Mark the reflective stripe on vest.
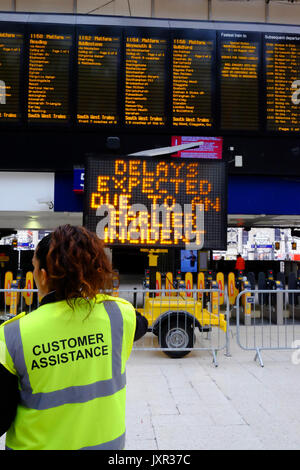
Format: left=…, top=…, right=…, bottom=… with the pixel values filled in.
left=4, top=300, right=125, bottom=411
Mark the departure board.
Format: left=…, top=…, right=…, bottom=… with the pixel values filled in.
left=84, top=156, right=227, bottom=250
left=219, top=31, right=260, bottom=131
left=265, top=34, right=300, bottom=132
left=0, top=16, right=299, bottom=138
left=125, top=34, right=167, bottom=126
left=28, top=32, right=72, bottom=122
left=0, top=32, right=23, bottom=121
left=77, top=32, right=120, bottom=125
left=172, top=32, right=214, bottom=128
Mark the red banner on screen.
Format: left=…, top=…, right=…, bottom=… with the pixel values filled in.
left=171, top=136, right=223, bottom=159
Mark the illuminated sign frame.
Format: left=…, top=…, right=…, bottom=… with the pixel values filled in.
left=83, top=155, right=227, bottom=250
left=263, top=33, right=300, bottom=134
left=218, top=30, right=262, bottom=133
left=25, top=22, right=75, bottom=127
left=76, top=24, right=122, bottom=127
left=0, top=21, right=25, bottom=125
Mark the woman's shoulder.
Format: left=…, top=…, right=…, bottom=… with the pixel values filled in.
left=96, top=294, right=135, bottom=311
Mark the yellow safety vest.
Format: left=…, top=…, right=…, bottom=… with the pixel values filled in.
left=0, top=294, right=136, bottom=450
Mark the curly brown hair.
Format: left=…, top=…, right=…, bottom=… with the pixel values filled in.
left=35, top=225, right=113, bottom=308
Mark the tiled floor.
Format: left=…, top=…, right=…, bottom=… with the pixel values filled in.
left=1, top=329, right=300, bottom=450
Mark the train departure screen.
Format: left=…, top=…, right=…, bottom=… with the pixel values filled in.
left=172, top=34, right=214, bottom=128
left=28, top=32, right=72, bottom=122
left=220, top=31, right=260, bottom=131
left=265, top=34, right=300, bottom=132
left=0, top=32, right=23, bottom=121
left=125, top=35, right=167, bottom=126
left=77, top=33, right=120, bottom=125
left=84, top=156, right=227, bottom=250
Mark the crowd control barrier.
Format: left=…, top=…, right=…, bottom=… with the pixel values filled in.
left=0, top=286, right=230, bottom=367
left=0, top=288, right=39, bottom=322
left=3, top=285, right=299, bottom=369
left=235, top=288, right=300, bottom=367
left=118, top=287, right=230, bottom=366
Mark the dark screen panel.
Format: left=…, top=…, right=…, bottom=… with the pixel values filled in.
left=219, top=31, right=260, bottom=131
left=172, top=30, right=215, bottom=129
left=27, top=30, right=72, bottom=123
left=265, top=33, right=300, bottom=133
left=84, top=156, right=227, bottom=250
left=77, top=27, right=121, bottom=125
left=125, top=29, right=168, bottom=127
left=0, top=31, right=23, bottom=122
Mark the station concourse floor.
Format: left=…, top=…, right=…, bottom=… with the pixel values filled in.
left=1, top=275, right=300, bottom=450
left=1, top=342, right=300, bottom=451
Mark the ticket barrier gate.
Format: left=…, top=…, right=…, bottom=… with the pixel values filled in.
left=259, top=271, right=287, bottom=325
left=112, top=269, right=120, bottom=297
left=143, top=269, right=150, bottom=289
left=227, top=271, right=254, bottom=324
left=196, top=271, right=221, bottom=315
left=143, top=269, right=221, bottom=317
left=204, top=271, right=215, bottom=308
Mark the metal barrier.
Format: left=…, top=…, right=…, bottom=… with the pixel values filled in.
left=0, top=286, right=230, bottom=367
left=2, top=285, right=300, bottom=369
left=118, top=288, right=230, bottom=367
left=0, top=288, right=39, bottom=323
left=236, top=288, right=300, bottom=367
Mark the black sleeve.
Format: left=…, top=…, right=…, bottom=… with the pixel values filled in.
left=134, top=311, right=148, bottom=342
left=0, top=364, right=19, bottom=437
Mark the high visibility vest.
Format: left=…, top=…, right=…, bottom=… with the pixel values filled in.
left=0, top=294, right=136, bottom=450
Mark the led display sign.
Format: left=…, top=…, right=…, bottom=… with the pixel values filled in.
left=0, top=18, right=298, bottom=136
left=77, top=29, right=121, bottom=125
left=125, top=32, right=167, bottom=127
left=0, top=31, right=23, bottom=121
left=219, top=31, right=260, bottom=131
left=265, top=34, right=300, bottom=132
left=84, top=156, right=227, bottom=250
left=172, top=30, right=215, bottom=129
left=28, top=31, right=72, bottom=123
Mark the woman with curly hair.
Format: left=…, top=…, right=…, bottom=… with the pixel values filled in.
left=0, top=225, right=147, bottom=450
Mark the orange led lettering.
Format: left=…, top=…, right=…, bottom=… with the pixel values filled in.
left=129, top=160, right=141, bottom=176
left=186, top=179, right=198, bottom=194
left=142, top=161, right=154, bottom=178
left=97, top=175, right=110, bottom=192
left=156, top=162, right=169, bottom=177
left=164, top=196, right=176, bottom=209
left=170, top=162, right=185, bottom=177
left=90, top=193, right=111, bottom=208
left=112, top=176, right=127, bottom=192
left=205, top=197, right=220, bottom=212
left=186, top=163, right=198, bottom=178
left=156, top=178, right=168, bottom=194
left=148, top=195, right=162, bottom=206
left=170, top=178, right=184, bottom=193
left=115, top=160, right=127, bottom=175
left=142, top=178, right=155, bottom=193
left=91, top=193, right=101, bottom=208
left=161, top=229, right=172, bottom=243
left=199, top=180, right=212, bottom=195
left=128, top=177, right=140, bottom=191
